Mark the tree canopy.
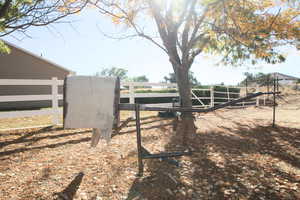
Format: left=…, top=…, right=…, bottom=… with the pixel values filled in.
left=89, top=0, right=300, bottom=134
left=0, top=0, right=87, bottom=53
left=90, top=0, right=300, bottom=67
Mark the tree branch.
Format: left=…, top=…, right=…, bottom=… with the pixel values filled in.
left=0, top=0, right=12, bottom=18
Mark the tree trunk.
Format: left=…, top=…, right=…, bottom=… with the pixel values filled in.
left=174, top=64, right=197, bottom=145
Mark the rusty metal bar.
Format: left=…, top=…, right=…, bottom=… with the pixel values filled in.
left=141, top=146, right=183, bottom=167
left=119, top=92, right=280, bottom=113
left=135, top=104, right=144, bottom=176
left=273, top=79, right=276, bottom=128
left=134, top=103, right=193, bottom=176
left=246, top=78, right=248, bottom=95
left=142, top=151, right=191, bottom=159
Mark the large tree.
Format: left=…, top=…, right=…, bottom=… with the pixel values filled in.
left=89, top=0, right=300, bottom=136
left=0, top=0, right=87, bottom=53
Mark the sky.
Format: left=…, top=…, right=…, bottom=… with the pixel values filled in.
left=3, top=9, right=300, bottom=85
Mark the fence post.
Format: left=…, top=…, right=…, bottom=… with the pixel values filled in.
left=256, top=85, right=260, bottom=106
left=210, top=86, right=214, bottom=107
left=51, top=77, right=59, bottom=125
left=129, top=83, right=135, bottom=118
left=227, top=87, right=230, bottom=102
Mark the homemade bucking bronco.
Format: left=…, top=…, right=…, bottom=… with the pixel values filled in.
left=63, top=76, right=280, bottom=176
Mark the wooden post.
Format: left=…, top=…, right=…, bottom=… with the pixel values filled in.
left=267, top=76, right=270, bottom=100
left=129, top=83, right=135, bottom=118
left=210, top=86, right=214, bottom=107
left=272, top=78, right=276, bottom=128
left=227, top=87, right=230, bottom=102
left=135, top=104, right=143, bottom=176
left=245, top=78, right=248, bottom=96
left=256, top=85, right=260, bottom=106
left=276, top=77, right=279, bottom=92
left=51, top=77, right=59, bottom=125
left=113, top=77, right=120, bottom=131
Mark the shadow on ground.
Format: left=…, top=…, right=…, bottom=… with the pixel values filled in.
left=0, top=127, right=91, bottom=158
left=126, top=120, right=300, bottom=200
left=54, top=172, right=85, bottom=200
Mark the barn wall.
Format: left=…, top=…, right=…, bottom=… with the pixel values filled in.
left=0, top=44, right=71, bottom=110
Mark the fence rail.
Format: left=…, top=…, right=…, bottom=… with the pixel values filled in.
left=0, top=78, right=261, bottom=126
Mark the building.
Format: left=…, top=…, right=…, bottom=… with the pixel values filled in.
left=270, top=72, right=300, bottom=85
left=0, top=41, right=74, bottom=110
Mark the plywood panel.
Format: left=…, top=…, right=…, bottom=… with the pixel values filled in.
left=64, top=76, right=117, bottom=131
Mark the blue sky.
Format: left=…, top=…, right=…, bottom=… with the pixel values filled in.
left=4, top=9, right=300, bottom=85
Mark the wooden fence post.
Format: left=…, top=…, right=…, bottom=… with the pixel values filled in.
left=51, top=77, right=59, bottom=125
left=129, top=83, right=135, bottom=118
left=227, top=87, right=230, bottom=102
left=267, top=76, right=270, bottom=100
left=272, top=78, right=276, bottom=127
left=210, top=86, right=214, bottom=107
left=256, top=85, right=260, bottom=106
left=246, top=78, right=248, bottom=95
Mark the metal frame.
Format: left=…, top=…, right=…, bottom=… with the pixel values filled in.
left=118, top=91, right=280, bottom=176
left=62, top=77, right=280, bottom=176
left=134, top=104, right=191, bottom=176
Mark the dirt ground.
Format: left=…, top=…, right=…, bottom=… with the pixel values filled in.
left=0, top=94, right=299, bottom=200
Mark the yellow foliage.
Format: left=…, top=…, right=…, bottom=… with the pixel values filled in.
left=81, top=0, right=300, bottom=61
left=112, top=16, right=121, bottom=24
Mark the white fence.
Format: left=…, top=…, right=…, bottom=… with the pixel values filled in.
left=0, top=78, right=179, bottom=125
left=0, top=78, right=63, bottom=124
left=121, top=81, right=178, bottom=106
left=0, top=78, right=260, bottom=126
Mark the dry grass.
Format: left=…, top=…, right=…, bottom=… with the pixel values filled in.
left=0, top=110, right=157, bottom=130
left=0, top=94, right=299, bottom=199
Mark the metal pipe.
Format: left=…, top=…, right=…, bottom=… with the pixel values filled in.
left=276, top=76, right=279, bottom=92
left=272, top=79, right=276, bottom=128
left=119, top=92, right=280, bottom=113
left=246, top=78, right=248, bottom=95
left=135, top=104, right=143, bottom=176
left=142, top=151, right=191, bottom=159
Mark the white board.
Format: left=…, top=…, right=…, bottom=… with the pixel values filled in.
left=64, top=76, right=117, bottom=142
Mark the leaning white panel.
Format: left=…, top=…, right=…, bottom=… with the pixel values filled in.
left=64, top=76, right=117, bottom=145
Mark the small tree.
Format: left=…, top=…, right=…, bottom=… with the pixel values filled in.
left=163, top=73, right=177, bottom=84
left=164, top=71, right=200, bottom=87
left=126, top=75, right=150, bottom=88
left=130, top=75, right=149, bottom=82
left=97, top=67, right=128, bottom=80
left=240, top=72, right=273, bottom=86
left=0, top=0, right=87, bottom=53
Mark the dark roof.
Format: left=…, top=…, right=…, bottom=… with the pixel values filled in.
left=269, top=72, right=299, bottom=80
left=3, top=40, right=75, bottom=74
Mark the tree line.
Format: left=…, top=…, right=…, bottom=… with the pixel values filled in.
left=240, top=72, right=300, bottom=86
